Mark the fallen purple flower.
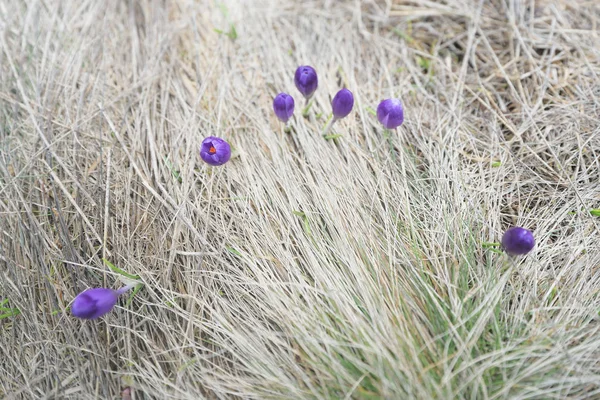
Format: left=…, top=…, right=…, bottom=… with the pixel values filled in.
left=71, top=286, right=133, bottom=319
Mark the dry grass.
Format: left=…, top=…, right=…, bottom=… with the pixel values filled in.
left=2, top=0, right=600, bottom=398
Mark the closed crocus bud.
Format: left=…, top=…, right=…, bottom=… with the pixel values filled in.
left=200, top=136, right=231, bottom=166
left=273, top=93, right=295, bottom=123
left=501, top=227, right=535, bottom=255
left=331, top=88, right=354, bottom=120
left=294, top=65, right=318, bottom=100
left=377, top=98, right=404, bottom=130
left=71, top=287, right=122, bottom=319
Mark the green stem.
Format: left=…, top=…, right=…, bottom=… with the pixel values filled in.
left=321, top=114, right=335, bottom=136
left=302, top=99, right=314, bottom=117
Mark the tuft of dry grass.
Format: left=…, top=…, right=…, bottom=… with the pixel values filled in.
left=1, top=0, right=600, bottom=398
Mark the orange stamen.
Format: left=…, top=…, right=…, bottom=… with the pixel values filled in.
left=209, top=146, right=216, bottom=154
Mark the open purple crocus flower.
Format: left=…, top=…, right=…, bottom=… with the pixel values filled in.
left=377, top=98, right=404, bottom=130
left=501, top=227, right=535, bottom=255
left=331, top=88, right=354, bottom=121
left=71, top=286, right=133, bottom=319
left=273, top=93, right=295, bottom=123
left=200, top=136, right=231, bottom=166
left=294, top=65, right=318, bottom=100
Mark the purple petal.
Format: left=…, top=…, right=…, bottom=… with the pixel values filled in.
left=273, top=93, right=295, bottom=123
left=377, top=98, right=404, bottom=130
left=501, top=227, right=535, bottom=255
left=200, top=136, right=231, bottom=166
left=332, top=88, right=354, bottom=120
left=72, top=288, right=119, bottom=319
left=294, top=65, right=318, bottom=99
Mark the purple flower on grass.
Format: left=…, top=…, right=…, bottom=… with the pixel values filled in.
left=377, top=98, right=404, bottom=130
left=332, top=88, right=354, bottom=120
left=200, top=136, right=231, bottom=166
left=273, top=93, right=295, bottom=123
left=71, top=286, right=132, bottom=319
left=294, top=65, right=318, bottom=100
left=502, top=227, right=535, bottom=256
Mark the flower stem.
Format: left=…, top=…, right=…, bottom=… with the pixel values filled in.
left=321, top=114, right=336, bottom=136
left=116, top=285, right=135, bottom=296
left=302, top=99, right=314, bottom=117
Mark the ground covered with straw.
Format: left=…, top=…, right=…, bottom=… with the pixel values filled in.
left=2, top=1, right=600, bottom=399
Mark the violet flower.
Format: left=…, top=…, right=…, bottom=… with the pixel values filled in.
left=377, top=98, right=404, bottom=130
left=273, top=93, right=295, bottom=123
left=294, top=65, right=318, bottom=100
left=501, top=227, right=535, bottom=256
left=331, top=88, right=354, bottom=121
left=71, top=286, right=133, bottom=319
left=200, top=136, right=231, bottom=166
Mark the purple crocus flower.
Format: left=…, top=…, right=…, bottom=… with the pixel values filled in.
left=294, top=65, right=318, bottom=100
left=273, top=93, right=295, bottom=123
left=377, top=98, right=404, bottom=130
left=501, top=227, right=535, bottom=256
left=200, top=136, right=231, bottom=166
left=331, top=88, right=354, bottom=121
left=71, top=286, right=132, bottom=319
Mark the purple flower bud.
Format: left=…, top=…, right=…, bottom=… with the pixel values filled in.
left=71, top=288, right=119, bottom=319
left=377, top=98, right=404, bottom=130
left=294, top=65, right=318, bottom=99
left=200, top=136, right=231, bottom=166
left=273, top=93, right=295, bottom=123
left=331, top=88, right=354, bottom=120
left=501, top=227, right=535, bottom=256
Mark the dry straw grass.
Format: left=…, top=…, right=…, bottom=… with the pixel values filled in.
left=1, top=0, right=600, bottom=398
